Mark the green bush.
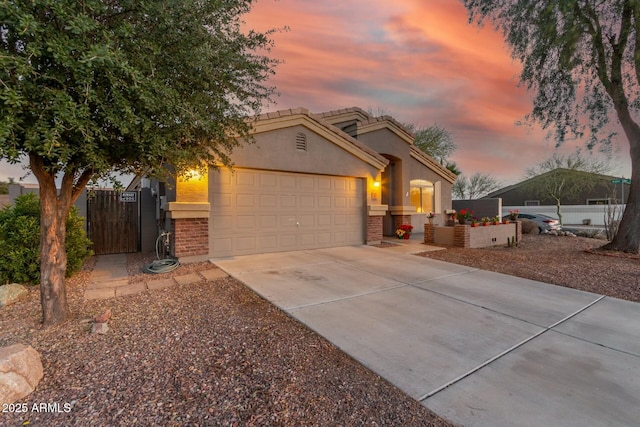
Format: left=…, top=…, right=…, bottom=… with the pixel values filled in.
left=520, top=219, right=539, bottom=234
left=0, top=193, right=93, bottom=285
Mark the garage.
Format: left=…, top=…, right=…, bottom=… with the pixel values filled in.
left=209, top=168, right=365, bottom=257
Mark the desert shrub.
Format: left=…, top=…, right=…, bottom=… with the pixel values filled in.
left=520, top=219, right=539, bottom=234
left=0, top=193, right=93, bottom=285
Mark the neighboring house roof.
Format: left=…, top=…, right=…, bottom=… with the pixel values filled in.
left=487, top=169, right=621, bottom=198
left=250, top=107, right=389, bottom=170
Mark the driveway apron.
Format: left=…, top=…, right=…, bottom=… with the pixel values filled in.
left=213, top=245, right=640, bottom=427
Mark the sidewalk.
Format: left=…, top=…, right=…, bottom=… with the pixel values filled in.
left=83, top=254, right=228, bottom=300
left=381, top=233, right=444, bottom=254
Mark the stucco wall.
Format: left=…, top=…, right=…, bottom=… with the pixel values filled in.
left=230, top=125, right=382, bottom=179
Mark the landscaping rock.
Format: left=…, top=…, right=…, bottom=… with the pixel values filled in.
left=0, top=344, right=44, bottom=405
left=91, top=322, right=109, bottom=335
left=94, top=308, right=112, bottom=323
left=0, top=284, right=28, bottom=308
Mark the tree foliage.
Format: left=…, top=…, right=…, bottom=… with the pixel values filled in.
left=523, top=151, right=610, bottom=224
left=452, top=172, right=500, bottom=199
left=0, top=0, right=278, bottom=324
left=410, top=125, right=457, bottom=164
left=463, top=0, right=640, bottom=252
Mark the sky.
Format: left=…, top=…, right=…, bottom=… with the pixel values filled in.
left=241, top=0, right=630, bottom=185
left=0, top=0, right=630, bottom=186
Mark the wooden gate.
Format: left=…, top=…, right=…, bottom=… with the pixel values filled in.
left=87, top=190, right=139, bottom=255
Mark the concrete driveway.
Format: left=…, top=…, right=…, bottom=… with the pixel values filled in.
left=213, top=245, right=640, bottom=427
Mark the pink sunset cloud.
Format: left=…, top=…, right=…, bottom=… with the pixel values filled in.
left=243, top=0, right=628, bottom=184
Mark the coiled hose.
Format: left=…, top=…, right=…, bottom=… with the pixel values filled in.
left=143, top=232, right=180, bottom=274
left=143, top=258, right=180, bottom=274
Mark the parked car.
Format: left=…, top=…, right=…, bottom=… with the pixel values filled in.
left=504, top=213, right=561, bottom=233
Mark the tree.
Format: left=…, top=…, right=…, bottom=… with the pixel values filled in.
left=411, top=125, right=457, bottom=165
left=0, top=0, right=277, bottom=325
left=0, top=178, right=14, bottom=195
left=452, top=172, right=500, bottom=199
left=523, top=151, right=610, bottom=224
left=463, top=1, right=640, bottom=253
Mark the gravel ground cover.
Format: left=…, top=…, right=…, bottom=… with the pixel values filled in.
left=418, top=233, right=640, bottom=303
left=0, top=253, right=452, bottom=426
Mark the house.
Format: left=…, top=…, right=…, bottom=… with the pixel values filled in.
left=161, top=107, right=456, bottom=261
left=487, top=169, right=631, bottom=206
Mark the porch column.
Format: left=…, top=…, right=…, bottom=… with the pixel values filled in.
left=168, top=169, right=210, bottom=261
left=390, top=206, right=417, bottom=233
left=367, top=205, right=388, bottom=244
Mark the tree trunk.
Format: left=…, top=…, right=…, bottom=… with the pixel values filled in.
left=38, top=180, right=71, bottom=326
left=555, top=198, right=563, bottom=225
left=28, top=155, right=95, bottom=326
left=603, top=110, right=640, bottom=253
left=603, top=159, right=640, bottom=253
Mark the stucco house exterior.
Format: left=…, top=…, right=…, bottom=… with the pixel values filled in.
left=166, top=107, right=456, bottom=261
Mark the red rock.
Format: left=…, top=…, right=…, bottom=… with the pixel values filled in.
left=94, top=308, right=112, bottom=323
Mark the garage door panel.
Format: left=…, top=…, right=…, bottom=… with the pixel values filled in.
left=259, top=194, right=277, bottom=208
left=257, top=235, right=278, bottom=249
left=350, top=196, right=364, bottom=208
left=298, top=214, right=314, bottom=226
left=237, top=194, right=256, bottom=208
left=280, top=194, right=296, bottom=208
left=299, top=233, right=316, bottom=246
left=318, top=214, right=332, bottom=226
left=236, top=215, right=256, bottom=228
left=299, top=176, right=314, bottom=189
left=279, top=234, right=297, bottom=248
left=280, top=175, right=296, bottom=188
left=318, top=196, right=331, bottom=209
left=210, top=169, right=364, bottom=257
left=236, top=236, right=257, bottom=251
left=212, top=193, right=232, bottom=207
left=318, top=177, right=332, bottom=190
left=259, top=173, right=277, bottom=187
left=211, top=237, right=233, bottom=253
left=237, top=171, right=256, bottom=186
left=333, top=178, right=348, bottom=191
left=279, top=215, right=297, bottom=227
left=212, top=215, right=233, bottom=230
left=317, top=232, right=332, bottom=245
left=334, top=197, right=347, bottom=208
left=334, top=214, right=347, bottom=225
left=260, top=215, right=278, bottom=228
left=300, top=195, right=314, bottom=208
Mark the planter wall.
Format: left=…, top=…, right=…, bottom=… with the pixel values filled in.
left=425, top=222, right=522, bottom=248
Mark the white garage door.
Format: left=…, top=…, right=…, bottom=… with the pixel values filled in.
left=210, top=169, right=365, bottom=257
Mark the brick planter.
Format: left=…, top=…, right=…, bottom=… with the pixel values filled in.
left=424, top=222, right=520, bottom=248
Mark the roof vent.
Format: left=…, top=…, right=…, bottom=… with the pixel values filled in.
left=296, top=133, right=307, bottom=151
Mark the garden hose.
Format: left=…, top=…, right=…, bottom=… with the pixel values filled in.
left=143, top=258, right=180, bottom=274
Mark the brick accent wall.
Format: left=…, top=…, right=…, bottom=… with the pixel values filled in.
left=516, top=220, right=523, bottom=243
left=367, top=215, right=383, bottom=244
left=392, top=215, right=413, bottom=232
left=424, top=223, right=434, bottom=244
left=171, top=218, right=209, bottom=257
left=453, top=224, right=470, bottom=248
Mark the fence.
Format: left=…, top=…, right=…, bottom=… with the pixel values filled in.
left=502, top=204, right=626, bottom=226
